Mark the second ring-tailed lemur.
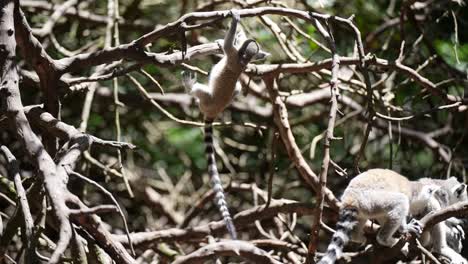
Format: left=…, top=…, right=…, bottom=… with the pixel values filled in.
left=415, top=177, right=468, bottom=264
left=317, top=169, right=448, bottom=264
left=182, top=10, right=268, bottom=239
left=446, top=218, right=467, bottom=253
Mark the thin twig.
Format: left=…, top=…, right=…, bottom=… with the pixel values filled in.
left=306, top=16, right=340, bottom=262
left=0, top=146, right=35, bottom=262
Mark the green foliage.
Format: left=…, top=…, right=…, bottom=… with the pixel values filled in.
left=165, top=126, right=205, bottom=165
left=435, top=39, right=468, bottom=71
left=88, top=113, right=105, bottom=131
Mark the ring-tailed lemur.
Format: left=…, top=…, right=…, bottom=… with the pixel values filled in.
left=181, top=10, right=268, bottom=239
left=317, top=169, right=446, bottom=264
left=415, top=177, right=468, bottom=264
left=446, top=218, right=467, bottom=253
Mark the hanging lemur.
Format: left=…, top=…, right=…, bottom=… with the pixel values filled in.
left=317, top=168, right=467, bottom=264
left=182, top=9, right=269, bottom=239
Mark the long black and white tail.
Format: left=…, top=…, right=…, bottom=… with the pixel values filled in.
left=317, top=207, right=359, bottom=264
left=204, top=119, right=237, bottom=239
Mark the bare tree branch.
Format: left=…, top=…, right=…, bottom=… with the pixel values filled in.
left=172, top=240, right=283, bottom=264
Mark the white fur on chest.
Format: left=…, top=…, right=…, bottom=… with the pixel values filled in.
left=197, top=57, right=242, bottom=119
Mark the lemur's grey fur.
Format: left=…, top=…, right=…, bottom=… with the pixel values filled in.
left=318, top=169, right=445, bottom=264
left=415, top=177, right=468, bottom=264
left=181, top=10, right=268, bottom=239
left=446, top=218, right=467, bottom=253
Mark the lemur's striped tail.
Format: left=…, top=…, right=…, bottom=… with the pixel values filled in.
left=317, top=207, right=359, bottom=264
left=204, top=119, right=237, bottom=239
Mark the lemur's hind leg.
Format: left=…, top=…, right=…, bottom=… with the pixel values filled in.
left=445, top=218, right=465, bottom=253
left=376, top=193, right=421, bottom=248
left=350, top=218, right=367, bottom=244
left=432, top=222, right=468, bottom=264
left=377, top=217, right=401, bottom=248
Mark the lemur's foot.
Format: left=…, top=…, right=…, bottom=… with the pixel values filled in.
left=407, top=219, right=423, bottom=237
left=401, top=242, right=410, bottom=256
left=447, top=221, right=466, bottom=240
left=455, top=225, right=465, bottom=240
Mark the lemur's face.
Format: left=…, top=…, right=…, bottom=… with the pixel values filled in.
left=238, top=40, right=269, bottom=67
left=420, top=185, right=444, bottom=204
left=433, top=188, right=450, bottom=207
left=439, top=177, right=468, bottom=205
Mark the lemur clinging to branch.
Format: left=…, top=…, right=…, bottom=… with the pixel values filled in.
left=317, top=169, right=448, bottom=264
left=415, top=177, right=468, bottom=264
left=182, top=9, right=269, bottom=239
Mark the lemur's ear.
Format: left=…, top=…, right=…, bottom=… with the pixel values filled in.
left=253, top=50, right=270, bottom=61
left=454, top=183, right=467, bottom=197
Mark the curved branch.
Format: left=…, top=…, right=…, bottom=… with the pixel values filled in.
left=419, top=201, right=468, bottom=231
